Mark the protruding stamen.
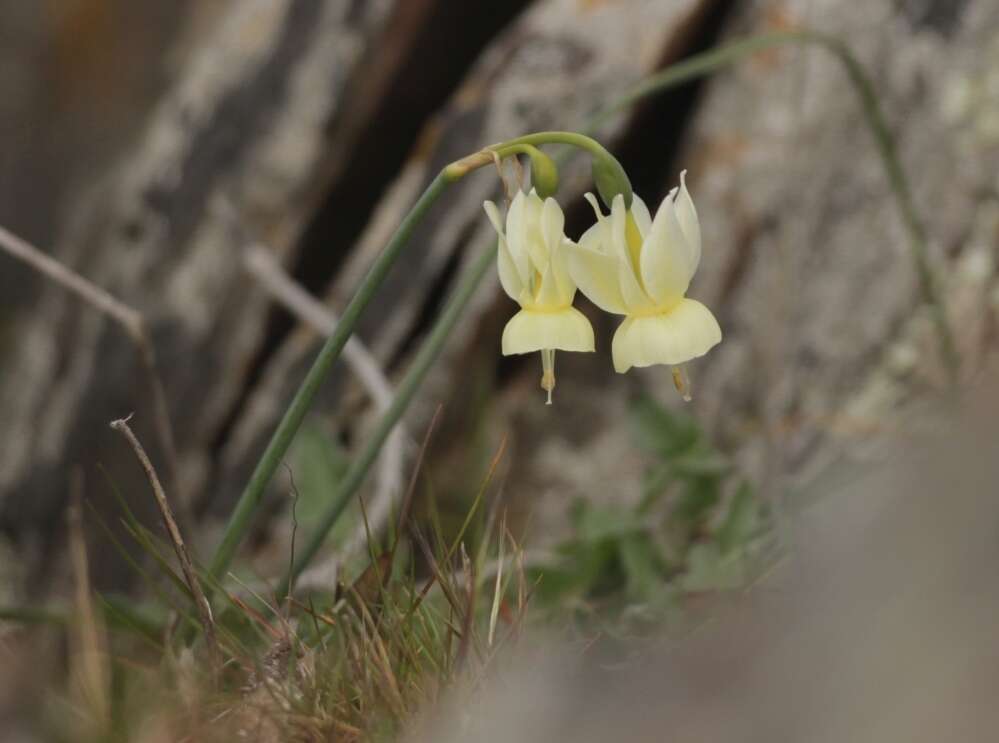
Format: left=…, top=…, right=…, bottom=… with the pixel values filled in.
left=671, top=364, right=692, bottom=402
left=541, top=349, right=556, bottom=405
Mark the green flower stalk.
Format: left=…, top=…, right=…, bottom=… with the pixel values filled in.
left=208, top=171, right=451, bottom=581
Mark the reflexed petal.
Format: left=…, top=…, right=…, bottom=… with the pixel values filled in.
left=640, top=192, right=695, bottom=306
left=538, top=198, right=574, bottom=303
left=630, top=194, right=652, bottom=237
left=579, top=218, right=608, bottom=255
left=483, top=200, right=505, bottom=236
left=610, top=298, right=721, bottom=372
left=550, top=237, right=576, bottom=304
left=486, top=199, right=526, bottom=300
left=506, top=190, right=524, bottom=241
left=566, top=242, right=628, bottom=315
left=583, top=193, right=608, bottom=228
left=609, top=194, right=654, bottom=312
left=662, top=189, right=698, bottom=279
left=541, top=197, right=565, bottom=255
left=609, top=194, right=631, bottom=267
left=675, top=170, right=701, bottom=273
left=505, top=191, right=531, bottom=280
left=501, top=307, right=595, bottom=355
left=496, top=239, right=523, bottom=301
left=522, top=191, right=548, bottom=275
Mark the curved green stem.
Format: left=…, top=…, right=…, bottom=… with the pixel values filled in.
left=497, top=130, right=614, bottom=161
left=498, top=131, right=633, bottom=207
left=277, top=243, right=497, bottom=597
left=490, top=143, right=545, bottom=158
left=592, top=30, right=959, bottom=382
left=491, top=143, right=560, bottom=198
left=208, top=171, right=450, bottom=580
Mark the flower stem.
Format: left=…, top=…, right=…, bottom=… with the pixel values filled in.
left=208, top=171, right=450, bottom=581
left=276, top=243, right=497, bottom=597
left=490, top=143, right=559, bottom=198
left=498, top=131, right=633, bottom=208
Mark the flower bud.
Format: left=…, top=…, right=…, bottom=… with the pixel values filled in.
left=524, top=146, right=559, bottom=199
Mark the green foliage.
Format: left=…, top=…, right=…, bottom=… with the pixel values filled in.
left=289, top=420, right=353, bottom=549
left=533, top=395, right=770, bottom=626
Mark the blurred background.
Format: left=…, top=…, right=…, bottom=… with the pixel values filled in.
left=1, top=0, right=997, bottom=622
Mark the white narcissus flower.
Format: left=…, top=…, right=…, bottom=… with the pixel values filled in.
left=567, top=171, right=721, bottom=379
left=484, top=190, right=595, bottom=404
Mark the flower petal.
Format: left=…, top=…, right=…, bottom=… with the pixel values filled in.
left=610, top=298, right=721, bottom=372
left=567, top=242, right=628, bottom=315
left=496, top=238, right=523, bottom=302
left=541, top=197, right=565, bottom=255
left=504, top=191, right=532, bottom=281
left=550, top=237, right=576, bottom=304
left=675, top=170, right=701, bottom=273
left=501, top=307, right=595, bottom=355
left=579, top=212, right=608, bottom=254
left=583, top=193, right=608, bottom=231
left=640, top=190, right=696, bottom=306
left=521, top=191, right=548, bottom=275
left=610, top=194, right=654, bottom=313
left=629, top=193, right=652, bottom=237
left=485, top=200, right=525, bottom=301
left=541, top=198, right=575, bottom=302
left=483, top=200, right=505, bottom=237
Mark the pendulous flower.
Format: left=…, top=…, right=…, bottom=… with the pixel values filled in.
left=567, top=171, right=721, bottom=385
left=484, top=190, right=595, bottom=404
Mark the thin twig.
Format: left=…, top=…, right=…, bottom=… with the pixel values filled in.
left=0, top=223, right=185, bottom=522
left=109, top=415, right=220, bottom=672
left=243, top=244, right=406, bottom=571
left=0, top=225, right=141, bottom=334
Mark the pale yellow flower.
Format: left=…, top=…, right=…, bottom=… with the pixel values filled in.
left=484, top=190, right=594, bottom=403
left=567, top=171, right=721, bottom=377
